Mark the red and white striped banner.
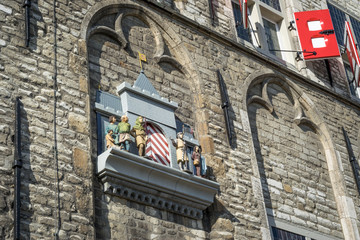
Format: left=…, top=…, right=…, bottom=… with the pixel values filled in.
left=239, top=0, right=248, bottom=29
left=145, top=123, right=170, bottom=166
left=344, top=21, right=360, bottom=86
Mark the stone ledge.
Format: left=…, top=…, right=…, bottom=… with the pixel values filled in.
left=97, top=148, right=219, bottom=219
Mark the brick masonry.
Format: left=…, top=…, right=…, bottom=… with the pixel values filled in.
left=0, top=0, right=359, bottom=239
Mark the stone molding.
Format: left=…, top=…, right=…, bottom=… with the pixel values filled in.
left=244, top=72, right=360, bottom=240
left=97, top=148, right=219, bottom=219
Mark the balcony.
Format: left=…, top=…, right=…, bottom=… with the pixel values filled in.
left=97, top=148, right=220, bottom=219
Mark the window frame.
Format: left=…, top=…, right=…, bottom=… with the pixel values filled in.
left=268, top=215, right=341, bottom=240
left=231, top=0, right=253, bottom=43
left=231, top=0, right=295, bottom=64
left=261, top=16, right=284, bottom=59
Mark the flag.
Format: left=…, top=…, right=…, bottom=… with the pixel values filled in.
left=138, top=52, right=147, bottom=62
left=145, top=123, right=170, bottom=166
left=344, top=21, right=360, bottom=86
left=294, top=10, right=340, bottom=60
left=239, top=0, right=248, bottom=29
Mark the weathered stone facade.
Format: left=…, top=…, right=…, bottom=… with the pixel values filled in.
left=1, top=0, right=360, bottom=239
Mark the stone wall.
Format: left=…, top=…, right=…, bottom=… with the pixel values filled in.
left=0, top=0, right=94, bottom=239
left=0, top=0, right=359, bottom=239
left=248, top=82, right=343, bottom=238
left=95, top=195, right=210, bottom=239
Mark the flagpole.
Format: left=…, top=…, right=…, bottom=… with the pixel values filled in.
left=139, top=52, right=143, bottom=70
left=138, top=51, right=147, bottom=71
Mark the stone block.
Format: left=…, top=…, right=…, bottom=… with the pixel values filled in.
left=283, top=184, right=293, bottom=193
left=66, top=174, right=83, bottom=184
left=73, top=148, right=89, bottom=176
left=68, top=112, right=88, bottom=134
left=77, top=39, right=87, bottom=57
left=212, top=218, right=234, bottom=232
left=199, top=135, right=214, bottom=154
left=38, top=216, right=57, bottom=226
left=57, top=230, right=68, bottom=240
left=71, top=214, right=90, bottom=224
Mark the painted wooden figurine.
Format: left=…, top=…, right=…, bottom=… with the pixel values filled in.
left=118, top=115, right=132, bottom=151
left=131, top=116, right=147, bottom=156
left=172, top=132, right=189, bottom=171
left=106, top=115, right=118, bottom=145
left=192, top=145, right=202, bottom=176
left=105, top=129, right=116, bottom=149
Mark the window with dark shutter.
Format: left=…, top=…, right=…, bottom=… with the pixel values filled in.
left=260, top=0, right=281, bottom=11
left=232, top=1, right=252, bottom=42
left=327, top=2, right=346, bottom=45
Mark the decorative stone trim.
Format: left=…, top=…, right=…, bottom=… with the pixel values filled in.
left=103, top=182, right=203, bottom=219
left=97, top=148, right=219, bottom=219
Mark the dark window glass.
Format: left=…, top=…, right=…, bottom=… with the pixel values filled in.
left=260, top=0, right=281, bottom=11
left=272, top=227, right=306, bottom=240
left=349, top=16, right=360, bottom=44
left=327, top=2, right=346, bottom=45
left=263, top=18, right=282, bottom=59
left=232, top=1, right=252, bottom=42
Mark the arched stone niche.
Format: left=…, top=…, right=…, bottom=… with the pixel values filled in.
left=244, top=71, right=360, bottom=239
left=80, top=1, right=219, bottom=226
left=81, top=0, right=214, bottom=158
left=82, top=1, right=197, bottom=125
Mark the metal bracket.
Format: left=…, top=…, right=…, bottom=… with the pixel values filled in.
left=23, top=0, right=31, bottom=7
left=269, top=49, right=316, bottom=61
left=319, top=29, right=335, bottom=35
left=13, top=159, right=23, bottom=168
left=295, top=51, right=303, bottom=61
left=296, top=50, right=317, bottom=61
left=288, top=20, right=296, bottom=31
left=23, top=0, right=31, bottom=47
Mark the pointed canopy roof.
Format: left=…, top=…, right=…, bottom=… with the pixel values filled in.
left=116, top=70, right=178, bottom=130
left=133, top=70, right=159, bottom=96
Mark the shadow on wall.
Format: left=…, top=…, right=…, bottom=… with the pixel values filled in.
left=203, top=198, right=240, bottom=234
left=247, top=103, right=274, bottom=218
left=14, top=100, right=36, bottom=239
left=217, top=70, right=238, bottom=150
left=209, top=0, right=220, bottom=27
left=88, top=34, right=113, bottom=240
left=247, top=80, right=336, bottom=236
left=122, top=15, right=153, bottom=59
left=306, top=60, right=333, bottom=89
left=343, top=127, right=360, bottom=196
left=28, top=1, right=44, bottom=51
left=246, top=81, right=298, bottom=230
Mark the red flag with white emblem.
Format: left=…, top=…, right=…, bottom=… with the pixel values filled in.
left=344, top=21, right=360, bottom=87
left=294, top=9, right=340, bottom=60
